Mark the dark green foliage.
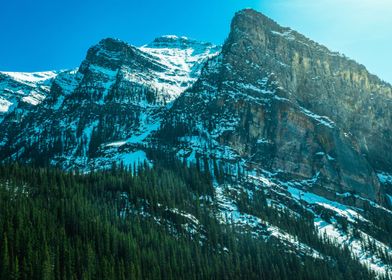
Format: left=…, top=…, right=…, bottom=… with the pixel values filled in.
left=0, top=162, right=385, bottom=280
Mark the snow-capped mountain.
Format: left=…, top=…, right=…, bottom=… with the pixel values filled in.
left=1, top=9, right=392, bottom=277
left=0, top=35, right=220, bottom=169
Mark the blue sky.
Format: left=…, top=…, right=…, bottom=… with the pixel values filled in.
left=1, top=0, right=391, bottom=83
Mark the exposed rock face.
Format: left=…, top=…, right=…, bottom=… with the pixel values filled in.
left=228, top=10, right=392, bottom=173
left=160, top=9, right=391, bottom=203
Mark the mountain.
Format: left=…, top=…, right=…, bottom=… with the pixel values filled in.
left=1, top=8, right=392, bottom=278
left=161, top=9, right=392, bottom=203
left=0, top=36, right=220, bottom=169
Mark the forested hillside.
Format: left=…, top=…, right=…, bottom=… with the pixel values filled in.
left=0, top=157, right=387, bottom=280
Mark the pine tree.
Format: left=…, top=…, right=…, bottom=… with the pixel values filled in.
left=42, top=245, right=53, bottom=280
left=0, top=234, right=10, bottom=280
left=11, top=256, right=20, bottom=280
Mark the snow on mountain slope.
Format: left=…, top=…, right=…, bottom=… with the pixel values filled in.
left=0, top=36, right=219, bottom=120
left=0, top=70, right=61, bottom=122
left=1, top=71, right=58, bottom=86
left=249, top=172, right=392, bottom=276
left=139, top=35, right=220, bottom=99
left=0, top=36, right=221, bottom=171
left=72, top=36, right=221, bottom=168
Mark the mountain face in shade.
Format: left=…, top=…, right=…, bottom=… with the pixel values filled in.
left=1, top=9, right=392, bottom=275
left=0, top=36, right=220, bottom=169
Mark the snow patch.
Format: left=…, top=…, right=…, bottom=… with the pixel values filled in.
left=315, top=218, right=392, bottom=276
left=1, top=71, right=58, bottom=86
left=0, top=97, right=12, bottom=113
left=299, top=106, right=335, bottom=128
left=21, top=91, right=45, bottom=106
left=377, top=172, right=392, bottom=185
left=271, top=30, right=295, bottom=40
left=287, top=186, right=367, bottom=223
left=118, top=150, right=150, bottom=169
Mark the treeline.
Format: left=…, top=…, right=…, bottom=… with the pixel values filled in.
left=0, top=160, right=386, bottom=280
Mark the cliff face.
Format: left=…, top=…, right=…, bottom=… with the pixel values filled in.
left=227, top=9, right=392, bottom=173
left=162, top=9, right=391, bottom=203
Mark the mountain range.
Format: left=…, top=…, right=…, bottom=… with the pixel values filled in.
left=1, top=8, right=392, bottom=278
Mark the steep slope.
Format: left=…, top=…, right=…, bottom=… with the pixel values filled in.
left=153, top=10, right=392, bottom=275
left=0, top=164, right=382, bottom=280
left=0, top=37, right=220, bottom=170
left=160, top=9, right=391, bottom=204
left=227, top=9, right=392, bottom=180
left=140, top=35, right=221, bottom=99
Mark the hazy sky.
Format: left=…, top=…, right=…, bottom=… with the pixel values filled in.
left=1, top=0, right=391, bottom=83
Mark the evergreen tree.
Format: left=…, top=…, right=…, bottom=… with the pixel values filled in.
left=0, top=234, right=10, bottom=280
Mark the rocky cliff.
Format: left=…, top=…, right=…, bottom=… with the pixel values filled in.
left=161, top=9, right=392, bottom=204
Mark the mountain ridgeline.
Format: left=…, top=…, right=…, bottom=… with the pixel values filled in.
left=1, top=8, right=392, bottom=278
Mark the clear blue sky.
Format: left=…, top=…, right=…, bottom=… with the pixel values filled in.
left=1, top=0, right=391, bottom=83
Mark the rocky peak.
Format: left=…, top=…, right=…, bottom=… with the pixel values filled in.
left=162, top=9, right=391, bottom=204
left=224, top=9, right=392, bottom=173
left=229, top=9, right=341, bottom=57
left=96, top=37, right=133, bottom=52
left=147, top=35, right=193, bottom=48
left=146, top=35, right=216, bottom=51
left=83, top=38, right=164, bottom=74
left=230, top=8, right=282, bottom=39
